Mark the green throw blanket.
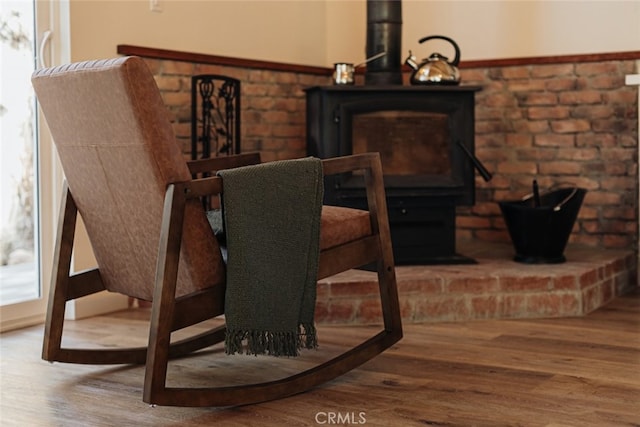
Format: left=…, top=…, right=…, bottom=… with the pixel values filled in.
left=217, top=157, right=323, bottom=357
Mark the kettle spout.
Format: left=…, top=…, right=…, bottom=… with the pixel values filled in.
left=404, top=50, right=419, bottom=70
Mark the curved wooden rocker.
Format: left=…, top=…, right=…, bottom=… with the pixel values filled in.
left=32, top=56, right=402, bottom=407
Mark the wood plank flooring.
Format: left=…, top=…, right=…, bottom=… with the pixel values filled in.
left=1, top=289, right=638, bottom=426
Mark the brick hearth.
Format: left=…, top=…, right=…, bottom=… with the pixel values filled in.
left=316, top=240, right=637, bottom=324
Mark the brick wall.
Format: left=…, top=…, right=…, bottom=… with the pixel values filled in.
left=144, top=58, right=328, bottom=162
left=138, top=53, right=638, bottom=252
left=459, top=59, right=638, bottom=251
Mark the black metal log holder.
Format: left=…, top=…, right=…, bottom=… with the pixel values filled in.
left=190, top=74, right=241, bottom=162
left=190, top=75, right=241, bottom=209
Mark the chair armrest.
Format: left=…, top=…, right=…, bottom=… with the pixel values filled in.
left=187, top=152, right=262, bottom=175
left=320, top=153, right=381, bottom=176
left=321, top=153, right=389, bottom=234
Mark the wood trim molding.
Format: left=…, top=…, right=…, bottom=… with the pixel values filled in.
left=460, top=51, right=640, bottom=69
left=117, top=45, right=332, bottom=75
left=118, top=44, right=640, bottom=74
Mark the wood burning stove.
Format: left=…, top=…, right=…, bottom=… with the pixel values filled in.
left=306, top=85, right=488, bottom=265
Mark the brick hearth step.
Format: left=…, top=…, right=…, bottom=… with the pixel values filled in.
left=315, top=240, right=636, bottom=324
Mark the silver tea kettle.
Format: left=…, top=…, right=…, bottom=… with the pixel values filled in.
left=405, top=35, right=461, bottom=85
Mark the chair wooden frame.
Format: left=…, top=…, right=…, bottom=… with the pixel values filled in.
left=43, top=151, right=403, bottom=407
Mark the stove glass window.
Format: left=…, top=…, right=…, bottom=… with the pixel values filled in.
left=352, top=111, right=451, bottom=176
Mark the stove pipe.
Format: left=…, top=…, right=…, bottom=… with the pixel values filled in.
left=365, top=0, right=403, bottom=85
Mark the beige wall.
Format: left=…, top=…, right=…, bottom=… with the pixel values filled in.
left=399, top=1, right=640, bottom=61
left=70, top=0, right=327, bottom=64
left=69, top=1, right=639, bottom=65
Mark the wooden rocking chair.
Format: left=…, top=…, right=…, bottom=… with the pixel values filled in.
left=31, top=56, right=402, bottom=407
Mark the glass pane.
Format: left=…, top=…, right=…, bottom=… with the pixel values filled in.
left=0, top=1, right=39, bottom=306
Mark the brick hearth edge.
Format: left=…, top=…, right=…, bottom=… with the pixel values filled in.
left=316, top=240, right=637, bottom=324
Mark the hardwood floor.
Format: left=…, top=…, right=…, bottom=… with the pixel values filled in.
left=1, top=290, right=639, bottom=426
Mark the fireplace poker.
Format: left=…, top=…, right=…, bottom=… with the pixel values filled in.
left=456, top=140, right=493, bottom=182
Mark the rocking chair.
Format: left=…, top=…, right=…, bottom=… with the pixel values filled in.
left=31, top=56, right=402, bottom=407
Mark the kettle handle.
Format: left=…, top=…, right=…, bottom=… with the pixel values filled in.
left=418, top=35, right=460, bottom=66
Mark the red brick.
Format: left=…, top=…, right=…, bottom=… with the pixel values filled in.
left=142, top=58, right=162, bottom=74
left=545, top=77, right=578, bottom=92
left=357, top=298, right=383, bottom=324
left=260, top=138, right=287, bottom=151
left=154, top=75, right=181, bottom=91
left=473, top=229, right=510, bottom=243
left=242, top=82, right=270, bottom=96
left=502, top=294, right=527, bottom=317
left=476, top=120, right=511, bottom=134
left=538, top=161, right=582, bottom=175
left=534, top=134, right=575, bottom=147
left=606, top=90, right=638, bottom=104
left=505, top=133, right=534, bottom=147
left=558, top=91, right=603, bottom=105
left=508, top=80, right=546, bottom=92
left=579, top=269, right=599, bottom=289
left=161, top=92, right=190, bottom=108
left=447, top=276, right=500, bottom=294
left=556, top=148, right=599, bottom=161
left=581, top=286, right=602, bottom=313
left=576, top=133, right=617, bottom=147
left=476, top=108, right=505, bottom=121
left=248, top=97, right=276, bottom=110
left=500, top=276, right=551, bottom=292
left=260, top=110, right=289, bottom=124
left=526, top=293, right=580, bottom=317
left=331, top=281, right=379, bottom=297
left=413, top=296, right=469, bottom=322
left=527, top=106, right=571, bottom=120
left=456, top=216, right=492, bottom=229
left=513, top=120, right=550, bottom=134
left=482, top=93, right=519, bottom=108
left=531, top=64, right=575, bottom=78
left=576, top=62, right=620, bottom=76
left=593, top=118, right=634, bottom=133
left=316, top=282, right=330, bottom=298
left=471, top=295, right=501, bottom=319
left=273, top=124, right=304, bottom=138
left=470, top=202, right=502, bottom=216
left=584, top=191, right=622, bottom=206
left=518, top=93, right=558, bottom=106
left=496, top=161, right=537, bottom=174
left=573, top=105, right=615, bottom=119
left=551, top=275, right=578, bottom=291
left=460, top=68, right=486, bottom=82
left=550, top=119, right=591, bottom=133
left=162, top=60, right=194, bottom=75
left=500, top=66, right=530, bottom=79
left=193, top=63, right=225, bottom=76
left=324, top=300, right=357, bottom=323
left=602, top=234, right=634, bottom=249
left=397, top=278, right=444, bottom=295
left=314, top=300, right=329, bottom=322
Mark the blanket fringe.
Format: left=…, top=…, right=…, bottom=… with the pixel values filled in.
left=225, top=324, right=318, bottom=357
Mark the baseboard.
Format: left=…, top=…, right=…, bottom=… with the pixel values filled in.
left=66, top=291, right=129, bottom=320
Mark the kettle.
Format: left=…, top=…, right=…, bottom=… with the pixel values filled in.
left=405, top=35, right=461, bottom=85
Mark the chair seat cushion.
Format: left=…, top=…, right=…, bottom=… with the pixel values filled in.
left=207, top=205, right=372, bottom=253
left=320, top=205, right=372, bottom=250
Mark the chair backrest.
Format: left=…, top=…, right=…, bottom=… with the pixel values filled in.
left=32, top=57, right=225, bottom=301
